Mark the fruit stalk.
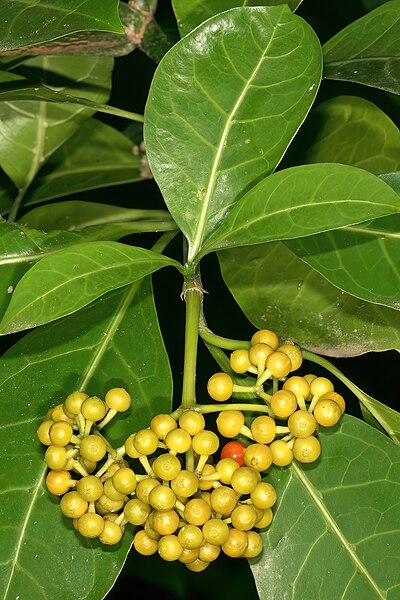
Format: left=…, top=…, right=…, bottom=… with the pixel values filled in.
left=181, top=271, right=203, bottom=409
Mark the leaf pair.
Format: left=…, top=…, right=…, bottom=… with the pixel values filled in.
left=145, top=5, right=400, bottom=309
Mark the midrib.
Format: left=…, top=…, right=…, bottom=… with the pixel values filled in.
left=188, top=12, right=283, bottom=261
left=293, top=462, right=386, bottom=599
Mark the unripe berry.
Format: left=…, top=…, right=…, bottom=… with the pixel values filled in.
left=104, top=388, right=131, bottom=412
left=150, top=413, right=177, bottom=440
left=134, top=530, right=158, bottom=556
left=293, top=436, right=321, bottom=463
left=251, top=329, right=279, bottom=350
left=178, top=410, right=205, bottom=435
left=216, top=410, right=245, bottom=438
left=207, top=372, right=233, bottom=401
left=192, top=430, right=219, bottom=456
left=230, top=349, right=251, bottom=374
left=46, top=470, right=71, bottom=495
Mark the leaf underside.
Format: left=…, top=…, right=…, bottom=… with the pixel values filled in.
left=218, top=242, right=400, bottom=356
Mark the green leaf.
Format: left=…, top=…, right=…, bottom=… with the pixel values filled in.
left=218, top=242, right=400, bottom=356
left=362, top=0, right=390, bottom=10
left=287, top=214, right=400, bottom=310
left=0, top=56, right=113, bottom=219
left=144, top=6, right=322, bottom=262
left=0, top=0, right=124, bottom=52
left=172, top=0, right=304, bottom=37
left=0, top=2, right=170, bottom=62
left=323, top=0, right=400, bottom=95
left=0, top=221, right=87, bottom=321
left=18, top=119, right=147, bottom=208
left=0, top=216, right=176, bottom=322
left=252, top=415, right=400, bottom=599
left=380, top=171, right=400, bottom=194
left=302, top=96, right=400, bottom=174
left=20, top=201, right=174, bottom=232
left=0, top=278, right=172, bottom=600
left=200, top=164, right=400, bottom=256
left=0, top=241, right=181, bottom=334
left=360, top=400, right=400, bottom=443
left=0, top=69, right=141, bottom=124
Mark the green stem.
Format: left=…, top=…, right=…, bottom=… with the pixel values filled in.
left=199, top=316, right=250, bottom=350
left=151, top=230, right=179, bottom=255
left=183, top=403, right=274, bottom=416
left=181, top=271, right=203, bottom=408
left=303, top=349, right=370, bottom=403
left=303, top=349, right=399, bottom=442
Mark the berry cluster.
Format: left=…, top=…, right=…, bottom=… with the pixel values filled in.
left=209, top=329, right=345, bottom=467
left=37, top=328, right=345, bottom=572
left=37, top=388, right=132, bottom=545
left=37, top=395, right=272, bottom=570
left=124, top=410, right=271, bottom=570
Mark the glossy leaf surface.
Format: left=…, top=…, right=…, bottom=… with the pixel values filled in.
left=144, top=6, right=322, bottom=261
left=323, top=0, right=400, bottom=95
left=21, top=201, right=173, bottom=232
left=302, top=96, right=400, bottom=174
left=0, top=279, right=172, bottom=600
left=252, top=416, right=400, bottom=599
left=19, top=119, right=146, bottom=208
left=0, top=220, right=176, bottom=321
left=219, top=242, right=400, bottom=356
left=0, top=0, right=123, bottom=52
left=0, top=242, right=180, bottom=333
left=0, top=2, right=170, bottom=62
left=201, top=164, right=400, bottom=256
left=0, top=56, right=113, bottom=197
left=172, top=0, right=304, bottom=37
left=287, top=215, right=400, bottom=310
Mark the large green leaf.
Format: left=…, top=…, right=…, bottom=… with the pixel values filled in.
left=0, top=0, right=123, bottom=52
left=323, top=0, right=400, bottom=95
left=287, top=214, right=400, bottom=310
left=0, top=2, right=170, bottom=63
left=171, top=0, right=304, bottom=37
left=302, top=96, right=400, bottom=174
left=0, top=56, right=113, bottom=219
left=0, top=220, right=87, bottom=321
left=20, top=201, right=173, bottom=232
left=200, top=164, right=400, bottom=256
left=0, top=278, right=172, bottom=600
left=0, top=68, right=139, bottom=134
left=218, top=242, right=400, bottom=356
left=0, top=242, right=181, bottom=334
left=252, top=415, right=400, bottom=599
left=0, top=218, right=176, bottom=321
left=144, top=6, right=322, bottom=262
left=17, top=119, right=147, bottom=209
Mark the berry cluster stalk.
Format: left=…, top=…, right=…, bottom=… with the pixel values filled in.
left=181, top=271, right=203, bottom=409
